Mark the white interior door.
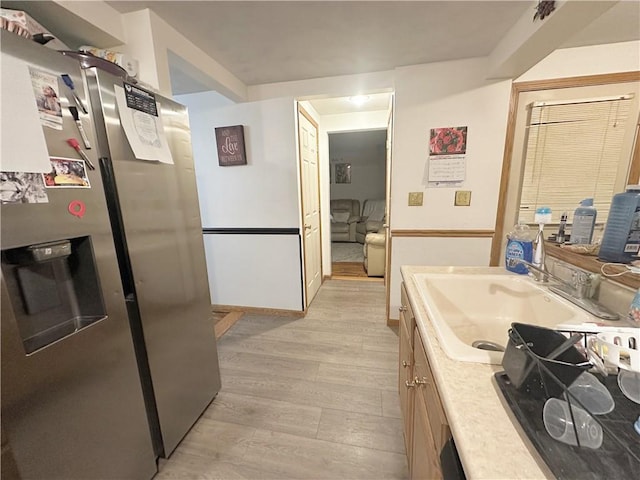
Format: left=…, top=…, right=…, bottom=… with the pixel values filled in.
left=298, top=106, right=322, bottom=306
left=384, top=96, right=394, bottom=283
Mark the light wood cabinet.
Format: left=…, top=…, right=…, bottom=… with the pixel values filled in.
left=399, top=283, right=453, bottom=480
left=399, top=284, right=414, bottom=464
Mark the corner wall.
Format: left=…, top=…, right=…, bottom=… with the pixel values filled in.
left=388, top=57, right=513, bottom=317
left=176, top=92, right=303, bottom=311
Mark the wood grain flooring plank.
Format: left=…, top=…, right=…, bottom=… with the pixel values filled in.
left=219, top=367, right=383, bottom=415
left=362, top=329, right=401, bottom=353
left=217, top=350, right=320, bottom=381
left=237, top=313, right=391, bottom=336
left=381, top=390, right=403, bottom=419
left=225, top=314, right=299, bottom=335
left=156, top=451, right=281, bottom=480
left=316, top=408, right=406, bottom=454
left=203, top=391, right=322, bottom=439
left=227, top=322, right=366, bottom=348
left=316, top=362, right=398, bottom=392
left=219, top=333, right=397, bottom=370
left=171, top=416, right=255, bottom=462
left=242, top=428, right=408, bottom=480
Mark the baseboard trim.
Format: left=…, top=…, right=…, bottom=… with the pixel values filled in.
left=212, top=304, right=305, bottom=318
left=331, top=275, right=383, bottom=282
left=387, top=317, right=399, bottom=327
left=214, top=311, right=244, bottom=339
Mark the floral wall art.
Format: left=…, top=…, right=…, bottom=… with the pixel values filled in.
left=429, top=126, right=467, bottom=155
left=425, top=126, right=468, bottom=188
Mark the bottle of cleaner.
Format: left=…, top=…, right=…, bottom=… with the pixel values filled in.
left=599, top=185, right=640, bottom=263
left=571, top=198, right=597, bottom=245
left=505, top=222, right=533, bottom=274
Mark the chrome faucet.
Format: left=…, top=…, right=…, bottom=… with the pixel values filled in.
left=509, top=258, right=574, bottom=289
left=507, top=258, right=619, bottom=321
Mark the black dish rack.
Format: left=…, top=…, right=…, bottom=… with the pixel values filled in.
left=496, top=323, right=640, bottom=479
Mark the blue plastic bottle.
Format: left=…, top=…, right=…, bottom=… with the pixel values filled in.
left=599, top=186, right=640, bottom=263
left=571, top=198, right=597, bottom=245
left=505, top=223, right=533, bottom=274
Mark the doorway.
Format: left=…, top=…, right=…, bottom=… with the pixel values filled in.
left=329, top=129, right=388, bottom=278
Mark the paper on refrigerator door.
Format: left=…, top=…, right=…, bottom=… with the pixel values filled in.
left=0, top=53, right=52, bottom=173
left=113, top=85, right=173, bottom=164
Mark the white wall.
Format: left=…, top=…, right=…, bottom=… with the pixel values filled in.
left=388, top=57, right=513, bottom=316
left=517, top=41, right=640, bottom=82
left=178, top=94, right=299, bottom=227
left=329, top=131, right=387, bottom=208
left=175, top=92, right=303, bottom=310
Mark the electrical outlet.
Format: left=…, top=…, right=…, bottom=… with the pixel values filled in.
left=408, top=192, right=423, bottom=206
left=455, top=190, right=471, bottom=206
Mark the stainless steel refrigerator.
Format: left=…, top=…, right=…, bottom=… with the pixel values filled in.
left=79, top=45, right=222, bottom=459
left=1, top=30, right=221, bottom=478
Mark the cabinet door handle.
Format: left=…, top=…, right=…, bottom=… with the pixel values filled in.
left=414, top=376, right=428, bottom=386
left=399, top=305, right=408, bottom=312
left=402, top=360, right=410, bottom=368
left=405, top=380, right=416, bottom=388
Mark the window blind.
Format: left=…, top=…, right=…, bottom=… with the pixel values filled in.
left=519, top=96, right=634, bottom=225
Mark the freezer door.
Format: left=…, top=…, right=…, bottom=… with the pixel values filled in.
left=0, top=31, right=156, bottom=479
left=86, top=68, right=221, bottom=456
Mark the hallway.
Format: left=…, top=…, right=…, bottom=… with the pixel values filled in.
left=156, top=279, right=407, bottom=479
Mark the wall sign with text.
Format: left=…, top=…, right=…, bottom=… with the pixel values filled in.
left=215, top=125, right=247, bottom=166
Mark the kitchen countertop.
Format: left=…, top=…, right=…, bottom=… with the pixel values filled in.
left=401, top=265, right=553, bottom=480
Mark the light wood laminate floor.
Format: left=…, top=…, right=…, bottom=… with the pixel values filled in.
left=156, top=279, right=408, bottom=479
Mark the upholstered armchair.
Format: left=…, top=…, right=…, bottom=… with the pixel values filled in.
left=330, top=199, right=360, bottom=242
left=364, top=231, right=385, bottom=277
left=356, top=199, right=385, bottom=243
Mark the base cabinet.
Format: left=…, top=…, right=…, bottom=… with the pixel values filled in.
left=399, top=315, right=414, bottom=463
left=411, top=392, right=443, bottom=480
left=399, top=283, right=454, bottom=480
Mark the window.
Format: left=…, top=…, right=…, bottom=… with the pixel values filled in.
left=518, top=95, right=634, bottom=225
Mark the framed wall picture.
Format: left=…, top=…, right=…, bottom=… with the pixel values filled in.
left=335, top=163, right=351, bottom=184
left=215, top=125, right=247, bottom=166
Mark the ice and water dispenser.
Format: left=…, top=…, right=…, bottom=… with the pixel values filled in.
left=1, top=236, right=107, bottom=354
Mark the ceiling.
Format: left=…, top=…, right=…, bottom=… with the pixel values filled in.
left=103, top=1, right=640, bottom=114
left=106, top=1, right=639, bottom=86
left=108, top=1, right=533, bottom=86
left=4, top=1, right=638, bottom=115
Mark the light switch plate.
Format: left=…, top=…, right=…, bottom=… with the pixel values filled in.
left=455, top=190, right=471, bottom=206
left=408, top=192, right=423, bottom=206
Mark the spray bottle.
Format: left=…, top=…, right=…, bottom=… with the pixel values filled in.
left=571, top=198, right=597, bottom=245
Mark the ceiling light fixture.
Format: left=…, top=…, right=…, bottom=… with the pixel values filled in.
left=348, top=95, right=370, bottom=106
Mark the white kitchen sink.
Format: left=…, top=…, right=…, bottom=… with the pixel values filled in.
left=414, top=270, right=592, bottom=364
